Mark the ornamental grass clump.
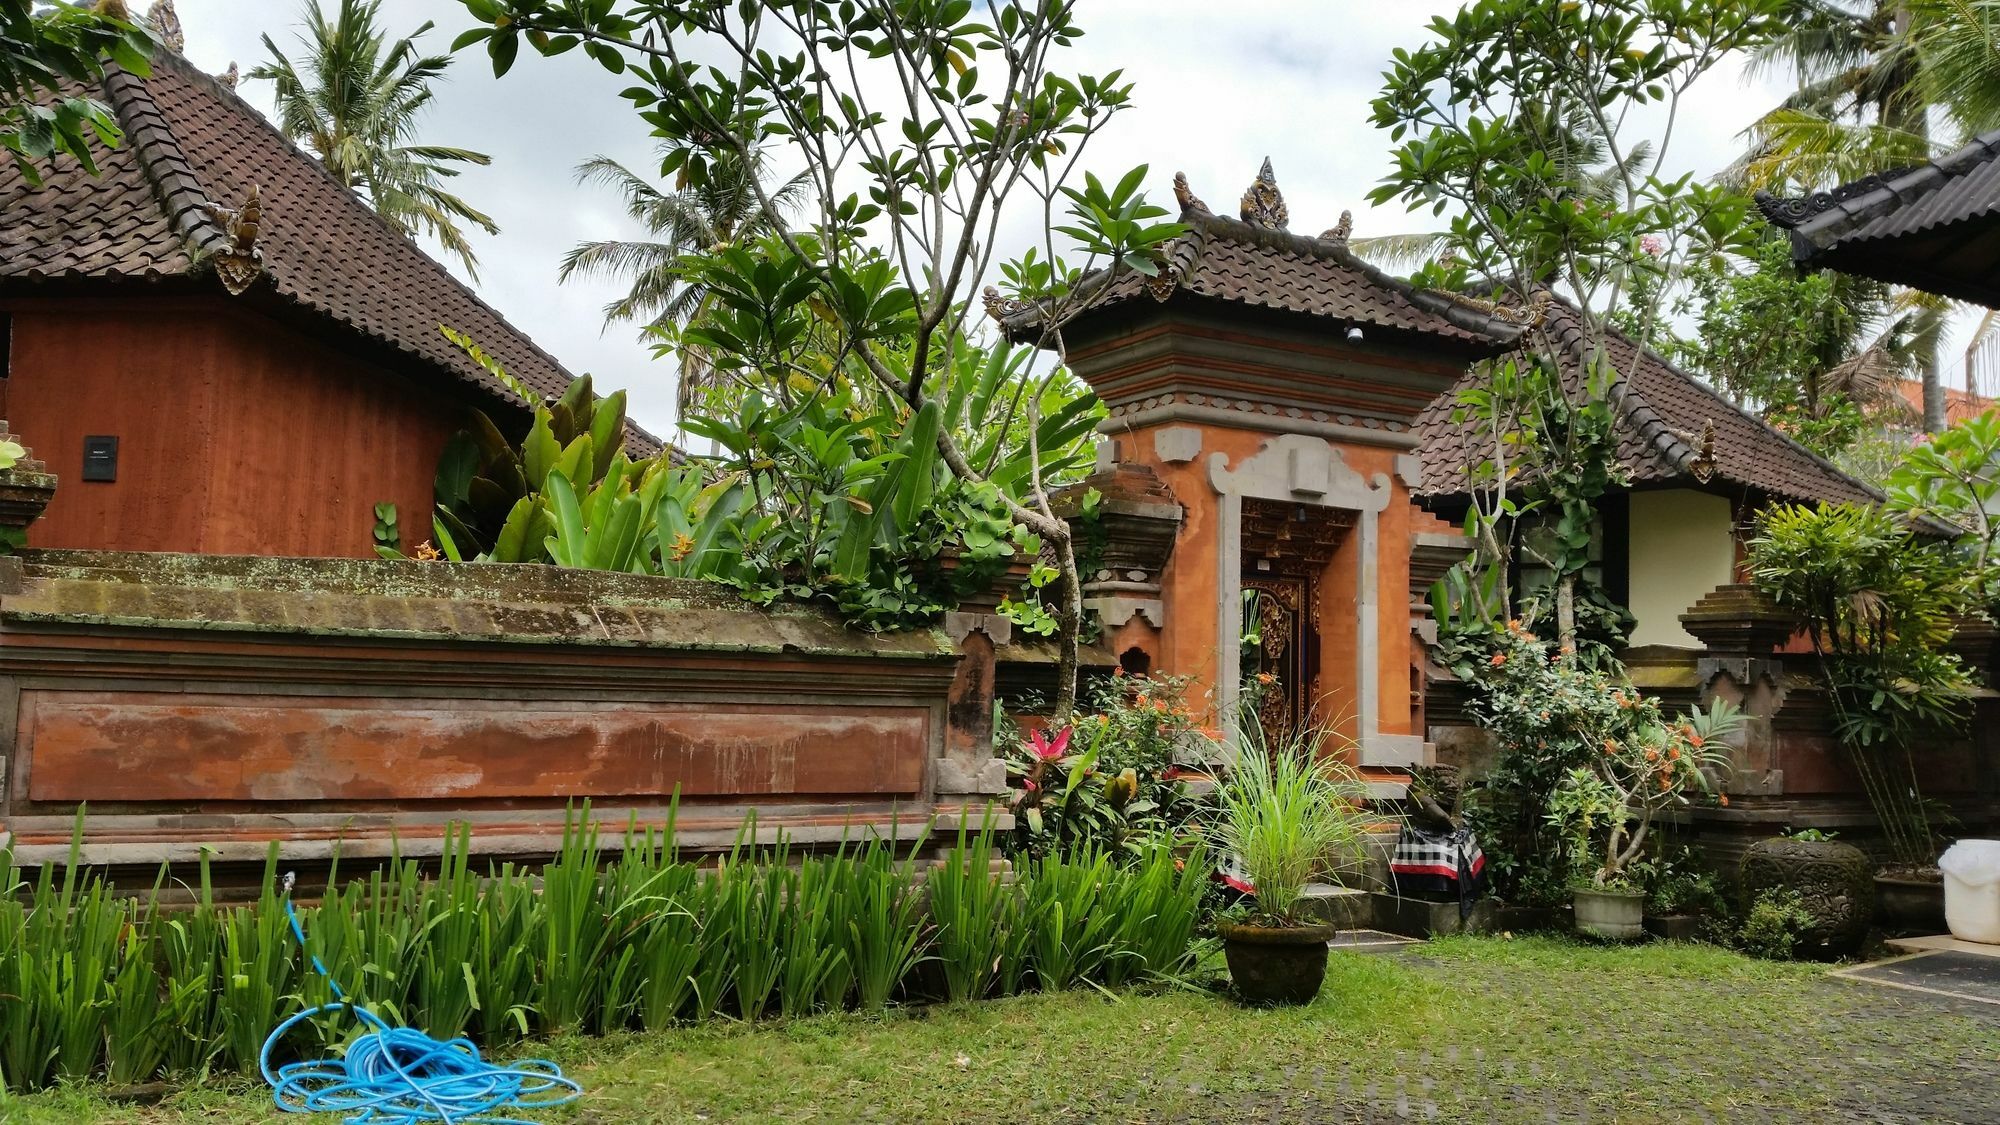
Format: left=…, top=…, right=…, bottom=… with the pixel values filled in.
left=1214, top=728, right=1375, bottom=927
left=0, top=808, right=1210, bottom=1095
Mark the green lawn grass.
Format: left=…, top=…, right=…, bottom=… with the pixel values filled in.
left=8, top=936, right=1995, bottom=1123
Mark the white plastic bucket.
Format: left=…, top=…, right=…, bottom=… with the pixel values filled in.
left=1939, top=839, right=2000, bottom=944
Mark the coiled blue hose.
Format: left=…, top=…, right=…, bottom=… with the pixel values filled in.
left=264, top=886, right=582, bottom=1124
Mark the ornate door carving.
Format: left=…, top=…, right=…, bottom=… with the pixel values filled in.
left=1238, top=500, right=1352, bottom=750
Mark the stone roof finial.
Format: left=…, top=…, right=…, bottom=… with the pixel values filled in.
left=1239, top=157, right=1288, bottom=230
left=1172, top=171, right=1211, bottom=217
left=221, top=62, right=239, bottom=89
left=146, top=0, right=184, bottom=54
left=203, top=185, right=265, bottom=296
left=1321, top=209, right=1353, bottom=244
left=1687, top=419, right=1717, bottom=483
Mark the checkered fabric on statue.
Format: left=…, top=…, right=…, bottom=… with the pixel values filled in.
left=1390, top=825, right=1486, bottom=909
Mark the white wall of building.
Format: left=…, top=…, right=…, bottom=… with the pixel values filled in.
left=1626, top=489, right=1735, bottom=648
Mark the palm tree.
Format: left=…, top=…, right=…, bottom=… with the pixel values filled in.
left=561, top=148, right=809, bottom=417
left=1735, top=1, right=2000, bottom=430
left=251, top=0, right=496, bottom=278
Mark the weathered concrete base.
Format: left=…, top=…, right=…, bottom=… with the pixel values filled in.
left=1371, top=892, right=1496, bottom=937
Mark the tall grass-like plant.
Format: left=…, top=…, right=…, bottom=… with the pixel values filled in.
left=537, top=809, right=619, bottom=1034
left=721, top=851, right=791, bottom=1021
left=779, top=857, right=850, bottom=1017
left=103, top=912, right=171, bottom=1086
left=1215, top=732, right=1374, bottom=926
left=467, top=862, right=538, bottom=1044
left=844, top=836, right=931, bottom=1011
left=1023, top=849, right=1116, bottom=991
left=930, top=823, right=1010, bottom=1002
left=216, top=848, right=302, bottom=1072
left=156, top=855, right=224, bottom=1076
left=1102, top=841, right=1211, bottom=986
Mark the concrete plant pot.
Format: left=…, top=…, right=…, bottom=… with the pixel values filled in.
left=1573, top=888, right=1646, bottom=941
left=1218, top=920, right=1337, bottom=1005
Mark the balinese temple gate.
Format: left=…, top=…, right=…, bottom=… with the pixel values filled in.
left=1009, top=163, right=1521, bottom=787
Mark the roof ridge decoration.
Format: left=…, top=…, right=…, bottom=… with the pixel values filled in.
left=146, top=0, right=185, bottom=54
left=201, top=185, right=265, bottom=295
left=1238, top=157, right=1288, bottom=230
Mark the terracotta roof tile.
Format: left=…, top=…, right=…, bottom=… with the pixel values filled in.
left=1414, top=297, right=1880, bottom=508
left=0, top=55, right=665, bottom=457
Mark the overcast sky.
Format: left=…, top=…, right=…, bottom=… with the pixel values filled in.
left=164, top=1, right=1969, bottom=440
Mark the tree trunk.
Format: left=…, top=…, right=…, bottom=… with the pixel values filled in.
left=1922, top=353, right=1946, bottom=433
left=1050, top=527, right=1084, bottom=722
left=1555, top=572, right=1578, bottom=653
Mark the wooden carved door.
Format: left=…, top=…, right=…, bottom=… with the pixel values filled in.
left=1239, top=500, right=1353, bottom=751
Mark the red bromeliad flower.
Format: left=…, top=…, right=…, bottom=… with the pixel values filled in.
left=1027, top=727, right=1072, bottom=762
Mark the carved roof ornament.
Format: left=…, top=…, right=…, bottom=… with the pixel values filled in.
left=1686, top=419, right=1718, bottom=483
left=1321, top=209, right=1353, bottom=243
left=146, top=0, right=185, bottom=54
left=1172, top=171, right=1211, bottom=217
left=1754, top=172, right=1910, bottom=229
left=1238, top=158, right=1288, bottom=230
left=981, top=284, right=1031, bottom=325
left=203, top=185, right=265, bottom=296
left=221, top=62, right=239, bottom=89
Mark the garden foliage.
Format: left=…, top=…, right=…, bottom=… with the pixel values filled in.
left=1457, top=624, right=1736, bottom=898
left=0, top=814, right=1208, bottom=1095
left=1748, top=501, right=1979, bottom=865
left=1005, top=673, right=1210, bottom=860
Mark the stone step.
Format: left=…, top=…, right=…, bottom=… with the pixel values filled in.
left=1370, top=892, right=1498, bottom=938
left=1295, top=883, right=1374, bottom=929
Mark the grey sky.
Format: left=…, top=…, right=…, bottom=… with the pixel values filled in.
left=166, top=1, right=1962, bottom=440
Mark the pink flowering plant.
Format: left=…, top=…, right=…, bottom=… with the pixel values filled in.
left=1004, top=674, right=1214, bottom=860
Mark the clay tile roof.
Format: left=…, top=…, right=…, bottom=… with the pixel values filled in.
left=1756, top=128, right=2000, bottom=308
left=1414, top=296, right=1882, bottom=508
left=0, top=54, right=665, bottom=456
left=1002, top=167, right=1525, bottom=353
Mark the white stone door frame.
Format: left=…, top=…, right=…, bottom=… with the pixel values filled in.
left=1209, top=433, right=1392, bottom=755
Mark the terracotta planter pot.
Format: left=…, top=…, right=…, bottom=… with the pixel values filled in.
left=1573, top=888, right=1645, bottom=941
left=1740, top=838, right=1875, bottom=959
left=1218, top=920, right=1337, bottom=1005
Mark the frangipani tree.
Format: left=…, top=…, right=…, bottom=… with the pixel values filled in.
left=452, top=0, right=1182, bottom=717
left=1369, top=0, right=1782, bottom=650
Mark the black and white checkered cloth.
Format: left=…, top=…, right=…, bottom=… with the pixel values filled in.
left=1391, top=826, right=1486, bottom=883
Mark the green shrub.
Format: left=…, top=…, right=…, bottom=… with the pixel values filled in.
left=1739, top=889, right=1815, bottom=961
left=0, top=809, right=1210, bottom=1094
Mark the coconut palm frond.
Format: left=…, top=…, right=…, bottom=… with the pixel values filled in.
left=1347, top=231, right=1453, bottom=273
left=1738, top=108, right=1934, bottom=190
left=1910, top=0, right=2000, bottom=135
left=251, top=0, right=494, bottom=275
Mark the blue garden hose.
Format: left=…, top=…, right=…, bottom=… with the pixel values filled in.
left=263, top=876, right=582, bottom=1124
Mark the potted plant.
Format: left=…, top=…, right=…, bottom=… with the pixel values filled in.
left=1740, top=829, right=1874, bottom=958
left=1212, top=729, right=1374, bottom=1005
left=1553, top=698, right=1743, bottom=941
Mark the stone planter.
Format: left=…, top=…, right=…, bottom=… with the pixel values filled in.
left=1739, top=838, right=1874, bottom=959
left=1573, top=888, right=1645, bottom=941
left=1643, top=913, right=1702, bottom=942
left=1874, top=875, right=1946, bottom=934
left=1218, top=920, right=1336, bottom=1006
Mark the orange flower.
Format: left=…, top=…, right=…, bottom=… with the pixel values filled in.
left=1667, top=747, right=1681, bottom=761
left=1490, top=653, right=1507, bottom=668
left=1719, top=793, right=1731, bottom=807
left=1644, top=748, right=1659, bottom=762
left=1659, top=776, right=1672, bottom=791
left=1602, top=738, right=1619, bottom=754
left=1688, top=733, right=1704, bottom=748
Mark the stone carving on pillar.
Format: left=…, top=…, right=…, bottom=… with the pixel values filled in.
left=1207, top=434, right=1393, bottom=752
left=0, top=423, right=56, bottom=560
left=1408, top=532, right=1472, bottom=647
left=1682, top=582, right=1800, bottom=797
left=1054, top=464, right=1183, bottom=630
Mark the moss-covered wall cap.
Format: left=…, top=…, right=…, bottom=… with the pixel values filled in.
left=6, top=550, right=956, bottom=659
